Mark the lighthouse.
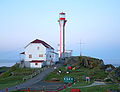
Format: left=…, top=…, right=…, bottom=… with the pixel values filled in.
left=58, top=12, right=67, bottom=58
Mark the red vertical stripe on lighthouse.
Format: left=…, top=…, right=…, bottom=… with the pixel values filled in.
left=63, top=25, right=65, bottom=53
left=59, top=21, right=61, bottom=57
left=63, top=20, right=67, bottom=54
left=60, top=29, right=61, bottom=57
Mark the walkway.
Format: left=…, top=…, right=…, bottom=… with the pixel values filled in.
left=70, top=81, right=106, bottom=88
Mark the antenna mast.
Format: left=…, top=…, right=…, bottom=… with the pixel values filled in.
left=79, top=40, right=86, bottom=56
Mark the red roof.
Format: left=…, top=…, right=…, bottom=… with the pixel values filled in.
left=20, top=52, right=25, bottom=54
left=59, top=12, right=65, bottom=15
left=26, top=39, right=54, bottom=50
left=30, top=60, right=44, bottom=63
left=70, top=89, right=81, bottom=92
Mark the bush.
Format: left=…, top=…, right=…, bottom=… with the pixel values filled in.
left=104, top=78, right=112, bottom=82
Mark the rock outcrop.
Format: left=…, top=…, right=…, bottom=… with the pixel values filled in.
left=64, top=56, right=104, bottom=69
left=108, top=66, right=120, bottom=83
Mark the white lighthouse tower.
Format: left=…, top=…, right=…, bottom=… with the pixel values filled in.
left=58, top=12, right=67, bottom=58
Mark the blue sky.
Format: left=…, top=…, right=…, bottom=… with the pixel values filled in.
left=0, top=0, right=120, bottom=64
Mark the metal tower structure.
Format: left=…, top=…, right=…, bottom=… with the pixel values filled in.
left=79, top=40, right=86, bottom=56
left=58, top=12, right=67, bottom=58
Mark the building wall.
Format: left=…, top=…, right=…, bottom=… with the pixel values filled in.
left=25, top=43, right=46, bottom=61
left=56, top=50, right=61, bottom=57
left=52, top=53, right=59, bottom=63
left=30, top=62, right=43, bottom=68
left=24, top=42, right=59, bottom=67
left=46, top=48, right=54, bottom=61
left=57, top=50, right=72, bottom=58
left=45, top=49, right=60, bottom=65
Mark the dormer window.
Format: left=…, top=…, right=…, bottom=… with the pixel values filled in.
left=37, top=47, right=40, bottom=50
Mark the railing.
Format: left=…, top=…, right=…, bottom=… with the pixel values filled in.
left=19, top=86, right=66, bottom=92
left=5, top=86, right=66, bottom=92
left=5, top=82, right=70, bottom=92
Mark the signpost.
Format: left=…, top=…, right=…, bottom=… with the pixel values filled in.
left=64, top=77, right=74, bottom=83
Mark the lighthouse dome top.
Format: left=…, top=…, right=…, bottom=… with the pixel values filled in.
left=59, top=12, right=65, bottom=15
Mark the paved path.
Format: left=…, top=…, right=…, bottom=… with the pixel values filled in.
left=86, top=81, right=106, bottom=87
left=70, top=81, right=106, bottom=88
left=0, top=64, right=62, bottom=92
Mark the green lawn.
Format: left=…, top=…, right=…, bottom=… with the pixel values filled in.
left=44, top=65, right=107, bottom=85
left=0, top=76, right=25, bottom=89
left=11, top=84, right=119, bottom=92
left=0, top=62, right=111, bottom=91
left=43, top=65, right=112, bottom=92
left=60, top=84, right=119, bottom=92
left=0, top=66, right=10, bottom=71
left=0, top=64, right=40, bottom=89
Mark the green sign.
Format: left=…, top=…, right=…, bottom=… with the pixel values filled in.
left=64, top=77, right=74, bottom=83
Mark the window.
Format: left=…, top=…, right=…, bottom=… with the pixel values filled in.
left=39, top=54, right=43, bottom=57
left=35, top=63, right=38, bottom=65
left=37, top=47, right=40, bottom=50
left=29, top=54, right=32, bottom=58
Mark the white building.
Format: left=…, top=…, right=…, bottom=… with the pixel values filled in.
left=56, top=50, right=72, bottom=58
left=20, top=39, right=59, bottom=68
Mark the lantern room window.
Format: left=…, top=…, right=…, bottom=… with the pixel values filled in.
left=59, top=14, right=65, bottom=18
left=59, top=13, right=65, bottom=18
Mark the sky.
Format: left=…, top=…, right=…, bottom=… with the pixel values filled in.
left=0, top=0, right=120, bottom=64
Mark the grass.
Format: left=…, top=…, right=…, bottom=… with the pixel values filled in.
left=0, top=66, right=10, bottom=71
left=11, top=90, right=42, bottom=92
left=43, top=65, right=111, bottom=91
left=0, top=76, right=25, bottom=89
left=10, top=64, right=118, bottom=92
left=60, top=84, right=119, bottom=92
left=0, top=64, right=40, bottom=89
left=0, top=58, right=113, bottom=91
left=43, top=65, right=107, bottom=84
left=11, top=84, right=119, bottom=92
